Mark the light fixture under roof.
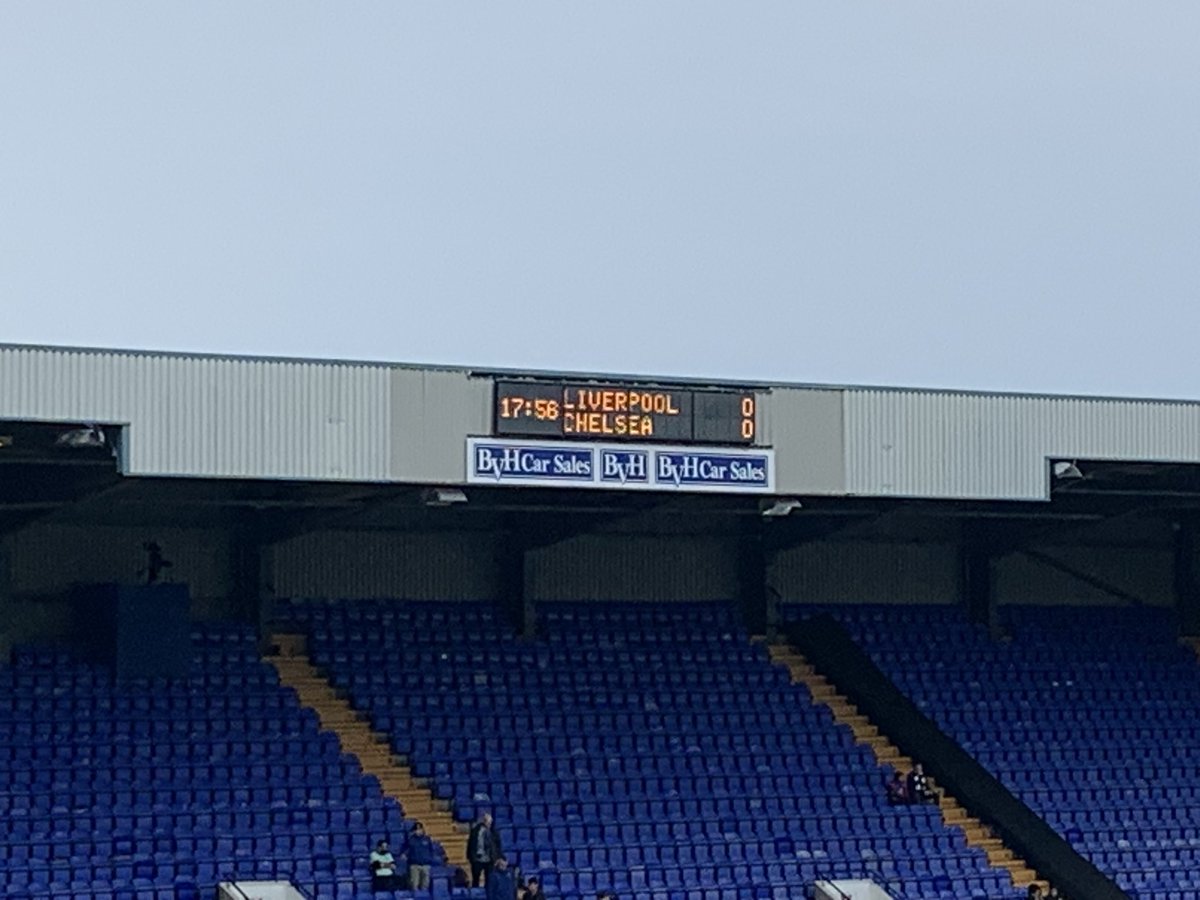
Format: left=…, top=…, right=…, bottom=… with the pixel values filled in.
left=1052, top=461, right=1084, bottom=480
left=760, top=498, right=802, bottom=518
left=423, top=487, right=468, bottom=506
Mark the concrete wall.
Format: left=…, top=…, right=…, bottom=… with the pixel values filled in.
left=773, top=540, right=960, bottom=605
left=5, top=524, right=234, bottom=617
left=526, top=534, right=738, bottom=602
left=995, top=545, right=1174, bottom=607
left=0, top=524, right=236, bottom=652
left=271, top=530, right=500, bottom=601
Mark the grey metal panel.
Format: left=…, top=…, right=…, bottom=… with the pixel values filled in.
left=527, top=535, right=738, bottom=602
left=389, top=369, right=491, bottom=483
left=772, top=541, right=960, bottom=605
left=0, top=346, right=391, bottom=480
left=845, top=390, right=1200, bottom=500
left=273, top=531, right=499, bottom=600
left=762, top=388, right=845, bottom=495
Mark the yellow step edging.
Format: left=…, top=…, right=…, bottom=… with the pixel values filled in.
left=768, top=643, right=1046, bottom=893
left=267, top=638, right=468, bottom=870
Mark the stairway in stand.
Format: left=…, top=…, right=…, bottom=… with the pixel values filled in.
left=767, top=643, right=1045, bottom=893
left=267, top=633, right=468, bottom=871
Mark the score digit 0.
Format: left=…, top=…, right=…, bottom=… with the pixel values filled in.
left=741, top=395, right=756, bottom=440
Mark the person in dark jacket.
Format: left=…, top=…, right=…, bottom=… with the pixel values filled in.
left=485, top=857, right=517, bottom=900
left=519, top=876, right=546, bottom=900
left=885, top=771, right=909, bottom=806
left=467, top=812, right=502, bottom=886
left=906, top=763, right=939, bottom=805
left=407, top=821, right=436, bottom=890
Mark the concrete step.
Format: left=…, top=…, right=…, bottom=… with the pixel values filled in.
left=268, top=649, right=471, bottom=872
left=1008, top=869, right=1039, bottom=886
left=664, top=642, right=1040, bottom=894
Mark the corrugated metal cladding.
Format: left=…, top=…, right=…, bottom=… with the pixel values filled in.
left=844, top=390, right=1200, bottom=500
left=272, top=531, right=499, bottom=600
left=0, top=346, right=391, bottom=480
left=526, top=535, right=738, bottom=602
left=772, top=541, right=960, bottom=605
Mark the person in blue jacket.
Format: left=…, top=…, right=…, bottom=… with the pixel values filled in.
left=485, top=857, right=517, bottom=900
left=407, top=821, right=436, bottom=891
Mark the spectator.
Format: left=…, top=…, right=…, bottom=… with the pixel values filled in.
left=885, top=772, right=909, bottom=806
left=906, top=763, right=939, bottom=805
left=142, top=541, right=173, bottom=584
left=467, top=812, right=502, bottom=887
left=407, top=822, right=435, bottom=890
left=369, top=839, right=399, bottom=893
left=519, top=876, right=546, bottom=900
left=485, top=857, right=517, bottom=900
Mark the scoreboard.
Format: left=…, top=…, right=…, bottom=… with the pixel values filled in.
left=494, top=380, right=757, bottom=444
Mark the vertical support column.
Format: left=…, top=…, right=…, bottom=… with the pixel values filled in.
left=523, top=566, right=536, bottom=640
left=0, top=535, right=12, bottom=658
left=737, top=533, right=767, bottom=635
left=496, top=534, right=529, bottom=637
left=229, top=521, right=267, bottom=645
left=258, top=541, right=276, bottom=642
left=1173, top=518, right=1200, bottom=637
left=962, top=543, right=995, bottom=630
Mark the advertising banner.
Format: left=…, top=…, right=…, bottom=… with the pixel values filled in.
left=466, top=438, right=775, bottom=494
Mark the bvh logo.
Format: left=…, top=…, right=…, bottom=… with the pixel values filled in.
left=599, top=449, right=649, bottom=485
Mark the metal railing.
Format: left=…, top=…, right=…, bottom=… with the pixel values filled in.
left=811, top=876, right=852, bottom=900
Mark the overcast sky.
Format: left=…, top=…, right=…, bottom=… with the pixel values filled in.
left=2, top=3, right=1198, bottom=398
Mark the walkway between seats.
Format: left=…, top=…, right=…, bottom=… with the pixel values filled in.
left=267, top=633, right=468, bottom=872
left=767, top=642, right=1045, bottom=893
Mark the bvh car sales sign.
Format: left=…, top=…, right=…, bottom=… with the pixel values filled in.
left=466, top=438, right=775, bottom=494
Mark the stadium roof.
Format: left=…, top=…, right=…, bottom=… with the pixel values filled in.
left=1, top=341, right=1196, bottom=407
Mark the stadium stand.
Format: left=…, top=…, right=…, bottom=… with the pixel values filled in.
left=785, top=602, right=1200, bottom=898
left=0, top=623, right=445, bottom=900
left=280, top=598, right=1032, bottom=900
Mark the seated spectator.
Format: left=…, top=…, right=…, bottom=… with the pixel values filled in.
left=885, top=771, right=909, bottom=806
left=485, top=857, right=518, bottom=900
left=906, top=763, right=939, bottom=805
left=519, top=876, right=546, bottom=900
left=407, top=821, right=435, bottom=890
left=1026, top=886, right=1043, bottom=900
left=369, top=839, right=399, bottom=893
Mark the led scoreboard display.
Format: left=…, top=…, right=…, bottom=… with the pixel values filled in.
left=494, top=380, right=757, bottom=444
